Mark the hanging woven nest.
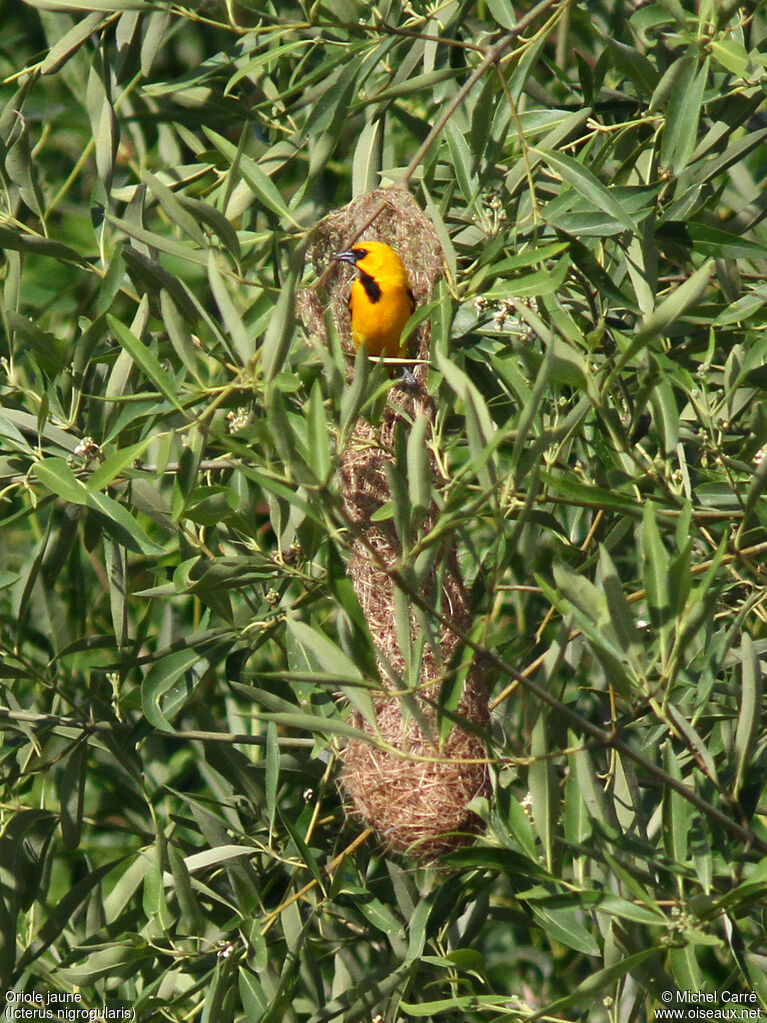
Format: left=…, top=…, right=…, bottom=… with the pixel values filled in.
left=299, top=188, right=490, bottom=860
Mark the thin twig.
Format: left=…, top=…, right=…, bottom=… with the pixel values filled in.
left=0, top=708, right=315, bottom=748
left=400, top=0, right=565, bottom=187
left=312, top=0, right=567, bottom=284
left=260, top=826, right=374, bottom=933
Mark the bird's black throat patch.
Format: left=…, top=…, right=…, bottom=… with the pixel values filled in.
left=358, top=270, right=381, bottom=303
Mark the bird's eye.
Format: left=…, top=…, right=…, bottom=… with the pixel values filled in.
left=353, top=247, right=367, bottom=259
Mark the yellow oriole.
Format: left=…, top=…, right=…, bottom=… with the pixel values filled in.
left=332, top=241, right=415, bottom=375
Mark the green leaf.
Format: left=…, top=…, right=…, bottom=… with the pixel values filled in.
left=265, top=385, right=311, bottom=483
left=301, top=59, right=361, bottom=141
left=167, top=841, right=204, bottom=937
left=605, top=37, right=659, bottom=97
left=159, top=289, right=203, bottom=382
left=570, top=734, right=619, bottom=836
left=528, top=712, right=557, bottom=871
left=483, top=254, right=570, bottom=299
left=40, top=11, right=108, bottom=73
left=662, top=741, right=688, bottom=868
left=86, top=437, right=154, bottom=491
left=399, top=995, right=519, bottom=1016
left=686, top=222, right=767, bottom=261
left=543, top=564, right=633, bottom=698
left=407, top=413, right=432, bottom=524
left=599, top=545, right=643, bottom=658
left=734, top=633, right=762, bottom=799
left=285, top=618, right=375, bottom=724
left=107, top=315, right=185, bottom=412
left=649, top=375, right=680, bottom=455
left=33, top=457, right=89, bottom=504
left=325, top=541, right=379, bottom=681
left=7, top=118, right=46, bottom=221
left=709, top=36, right=752, bottom=78
left=436, top=350, right=499, bottom=488
left=86, top=56, right=117, bottom=189
left=352, top=116, right=382, bottom=197
left=691, top=125, right=767, bottom=186
left=388, top=423, right=412, bottom=550
left=104, top=539, right=128, bottom=649
left=14, top=860, right=118, bottom=975
left=485, top=0, right=518, bottom=29
left=0, top=225, right=83, bottom=264
left=635, top=259, right=715, bottom=346
left=143, top=169, right=205, bottom=246
left=444, top=120, right=478, bottom=212
left=207, top=252, right=251, bottom=365
left=250, top=711, right=378, bottom=744
left=541, top=948, right=663, bottom=1017
left=405, top=897, right=431, bottom=965
left=540, top=472, right=639, bottom=513
left=57, top=742, right=87, bottom=852
left=530, top=904, right=600, bottom=955
left=206, top=128, right=301, bottom=228
left=33, top=457, right=164, bottom=555
left=262, top=252, right=302, bottom=382
left=111, top=214, right=209, bottom=267
left=265, top=720, right=279, bottom=835
left=537, top=148, right=638, bottom=233
left=356, top=898, right=405, bottom=939
left=444, top=845, right=551, bottom=879
left=56, top=938, right=150, bottom=985
left=26, top=0, right=147, bottom=8
left=7, top=312, right=68, bottom=377
left=306, top=380, right=332, bottom=482
left=141, top=648, right=203, bottom=732
left=641, top=500, right=671, bottom=643
left=661, top=55, right=709, bottom=174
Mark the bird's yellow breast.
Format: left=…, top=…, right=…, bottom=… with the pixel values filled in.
left=349, top=276, right=413, bottom=360
left=332, top=241, right=415, bottom=364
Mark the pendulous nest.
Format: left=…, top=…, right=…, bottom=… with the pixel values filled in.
left=299, top=188, right=490, bottom=860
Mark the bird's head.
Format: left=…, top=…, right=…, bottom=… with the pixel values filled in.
left=331, top=240, right=409, bottom=286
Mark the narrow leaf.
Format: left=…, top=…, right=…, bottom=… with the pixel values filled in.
left=734, top=633, right=762, bottom=799
left=107, top=315, right=185, bottom=412
left=537, top=148, right=637, bottom=233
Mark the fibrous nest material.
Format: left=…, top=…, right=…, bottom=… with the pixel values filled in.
left=299, top=188, right=489, bottom=861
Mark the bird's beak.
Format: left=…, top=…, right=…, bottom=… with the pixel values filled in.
left=331, top=249, right=359, bottom=266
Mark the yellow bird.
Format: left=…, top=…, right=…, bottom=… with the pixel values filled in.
left=332, top=241, right=415, bottom=377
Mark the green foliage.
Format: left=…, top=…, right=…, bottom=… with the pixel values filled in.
left=2, top=0, right=767, bottom=1020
